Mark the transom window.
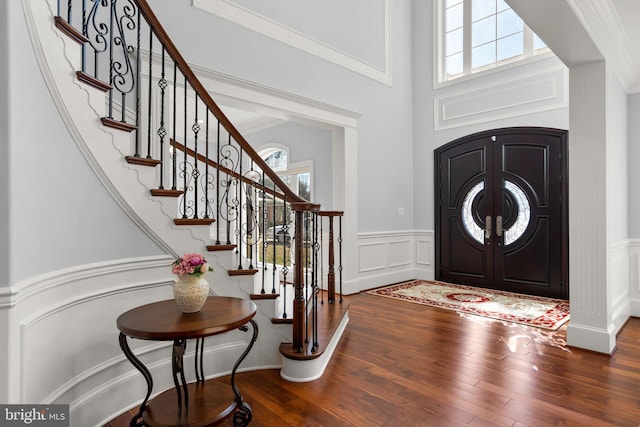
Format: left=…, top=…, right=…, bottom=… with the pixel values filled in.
left=440, top=0, right=548, bottom=82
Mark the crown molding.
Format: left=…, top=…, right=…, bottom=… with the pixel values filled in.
left=191, top=0, right=391, bottom=86
left=566, top=0, right=639, bottom=92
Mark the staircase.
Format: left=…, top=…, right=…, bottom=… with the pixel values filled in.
left=35, top=0, right=348, bottom=383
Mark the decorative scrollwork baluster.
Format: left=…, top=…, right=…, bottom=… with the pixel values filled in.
left=111, top=0, right=137, bottom=123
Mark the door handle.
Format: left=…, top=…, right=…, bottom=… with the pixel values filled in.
left=496, top=215, right=503, bottom=237
left=485, top=215, right=491, bottom=239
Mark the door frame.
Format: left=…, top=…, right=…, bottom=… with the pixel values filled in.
left=434, top=127, right=569, bottom=298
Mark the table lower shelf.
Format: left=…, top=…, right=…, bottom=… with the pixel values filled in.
left=143, top=380, right=238, bottom=427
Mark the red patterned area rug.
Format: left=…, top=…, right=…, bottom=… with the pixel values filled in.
left=368, top=280, right=570, bottom=331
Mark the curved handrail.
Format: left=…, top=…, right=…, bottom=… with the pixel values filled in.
left=134, top=0, right=307, bottom=207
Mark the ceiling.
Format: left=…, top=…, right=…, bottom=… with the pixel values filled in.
left=508, top=0, right=640, bottom=93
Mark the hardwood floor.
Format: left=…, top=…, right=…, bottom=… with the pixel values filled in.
left=105, top=290, right=640, bottom=426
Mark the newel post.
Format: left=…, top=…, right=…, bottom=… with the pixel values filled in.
left=291, top=202, right=319, bottom=352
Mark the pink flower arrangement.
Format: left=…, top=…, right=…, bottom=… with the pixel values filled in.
left=172, top=253, right=213, bottom=277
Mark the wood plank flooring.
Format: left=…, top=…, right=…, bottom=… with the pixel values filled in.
left=105, top=290, right=640, bottom=426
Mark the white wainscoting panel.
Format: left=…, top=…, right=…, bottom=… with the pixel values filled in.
left=628, top=239, right=640, bottom=317
left=358, top=242, right=387, bottom=273
left=415, top=231, right=434, bottom=280
left=387, top=239, right=411, bottom=268
left=355, top=230, right=434, bottom=292
left=434, top=63, right=568, bottom=130
left=610, top=240, right=631, bottom=335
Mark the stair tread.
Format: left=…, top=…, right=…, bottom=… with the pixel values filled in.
left=150, top=188, right=183, bottom=197
left=126, top=156, right=161, bottom=167
left=173, top=218, right=215, bottom=226
left=206, top=244, right=236, bottom=251
left=250, top=293, right=279, bottom=300
left=54, top=16, right=89, bottom=44
left=228, top=268, right=259, bottom=276
left=101, top=117, right=136, bottom=132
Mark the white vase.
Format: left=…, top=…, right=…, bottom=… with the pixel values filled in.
left=173, top=275, right=209, bottom=313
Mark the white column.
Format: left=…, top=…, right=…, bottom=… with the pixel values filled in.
left=566, top=61, right=616, bottom=354
left=333, top=126, right=359, bottom=294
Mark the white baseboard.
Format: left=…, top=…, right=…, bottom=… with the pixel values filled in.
left=280, top=312, right=349, bottom=382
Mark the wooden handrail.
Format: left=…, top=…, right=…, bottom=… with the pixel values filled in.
left=171, top=139, right=288, bottom=201
left=134, top=0, right=308, bottom=207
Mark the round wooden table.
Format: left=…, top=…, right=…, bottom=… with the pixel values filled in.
left=117, top=296, right=258, bottom=426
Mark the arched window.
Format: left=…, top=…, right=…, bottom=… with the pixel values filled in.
left=257, top=145, right=313, bottom=266
left=259, top=146, right=312, bottom=201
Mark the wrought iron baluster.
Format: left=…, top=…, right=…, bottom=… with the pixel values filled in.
left=144, top=28, right=153, bottom=159
left=113, top=0, right=136, bottom=123
left=157, top=47, right=167, bottom=189
left=171, top=62, right=177, bottom=190
left=81, top=0, right=87, bottom=73
left=242, top=160, right=261, bottom=270
left=261, top=171, right=267, bottom=294
left=237, top=146, right=244, bottom=269
left=85, top=0, right=108, bottom=82
left=107, top=0, right=115, bottom=118
left=320, top=217, right=324, bottom=304
left=215, top=121, right=221, bottom=244
left=281, top=196, right=289, bottom=319
left=192, top=94, right=200, bottom=219
left=133, top=7, right=141, bottom=156
left=312, top=212, right=319, bottom=351
left=181, top=75, right=187, bottom=218
left=271, top=181, right=277, bottom=294
left=304, top=211, right=312, bottom=347
left=224, top=134, right=233, bottom=245
left=204, top=111, right=210, bottom=219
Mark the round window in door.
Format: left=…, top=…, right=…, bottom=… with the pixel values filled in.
left=502, top=180, right=531, bottom=245
left=460, top=179, right=531, bottom=246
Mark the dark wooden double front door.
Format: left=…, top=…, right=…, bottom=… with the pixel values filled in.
left=435, top=128, right=568, bottom=299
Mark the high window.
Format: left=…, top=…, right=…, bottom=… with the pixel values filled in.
left=440, top=0, right=548, bottom=82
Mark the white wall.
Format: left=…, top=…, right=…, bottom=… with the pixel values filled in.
left=0, top=0, right=8, bottom=288
left=607, top=74, right=629, bottom=244
left=7, top=2, right=166, bottom=284
left=628, top=93, right=640, bottom=238
left=606, top=72, right=631, bottom=339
